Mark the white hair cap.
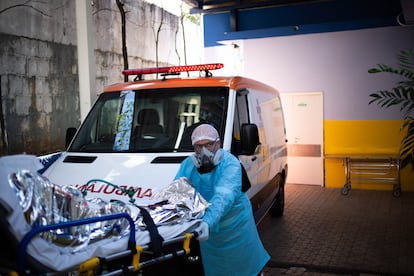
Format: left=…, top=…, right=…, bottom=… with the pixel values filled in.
left=191, top=124, right=220, bottom=145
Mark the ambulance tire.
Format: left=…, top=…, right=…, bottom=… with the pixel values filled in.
left=268, top=181, right=285, bottom=217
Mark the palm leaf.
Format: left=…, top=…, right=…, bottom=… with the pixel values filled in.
left=400, top=120, right=414, bottom=170
left=368, top=89, right=404, bottom=108
left=368, top=49, right=414, bottom=170
left=398, top=49, right=414, bottom=72
left=369, top=49, right=414, bottom=81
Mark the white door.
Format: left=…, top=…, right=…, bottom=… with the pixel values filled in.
left=280, top=92, right=324, bottom=186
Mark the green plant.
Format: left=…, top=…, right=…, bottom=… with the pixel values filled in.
left=368, top=49, right=414, bottom=170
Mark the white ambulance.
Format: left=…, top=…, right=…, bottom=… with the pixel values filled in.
left=43, top=63, right=288, bottom=223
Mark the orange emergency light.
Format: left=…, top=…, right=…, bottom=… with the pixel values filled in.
left=122, top=63, right=224, bottom=79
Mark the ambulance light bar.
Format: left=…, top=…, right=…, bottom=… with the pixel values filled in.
left=122, top=63, right=224, bottom=76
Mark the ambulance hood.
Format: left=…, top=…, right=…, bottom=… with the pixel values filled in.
left=43, top=152, right=190, bottom=204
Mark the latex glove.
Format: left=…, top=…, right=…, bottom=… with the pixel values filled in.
left=194, top=221, right=209, bottom=241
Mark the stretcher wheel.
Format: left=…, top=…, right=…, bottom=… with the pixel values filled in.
left=341, top=184, right=350, bottom=195
left=393, top=185, right=401, bottom=198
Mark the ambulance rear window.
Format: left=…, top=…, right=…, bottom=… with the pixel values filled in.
left=69, top=87, right=229, bottom=153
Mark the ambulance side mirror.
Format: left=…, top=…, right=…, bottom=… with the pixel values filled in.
left=240, top=123, right=260, bottom=155
left=66, top=127, right=77, bottom=149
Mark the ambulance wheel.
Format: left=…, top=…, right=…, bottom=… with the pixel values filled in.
left=269, top=182, right=285, bottom=217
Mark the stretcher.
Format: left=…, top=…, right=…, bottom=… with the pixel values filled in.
left=0, top=155, right=204, bottom=275
left=326, top=154, right=401, bottom=197
left=341, top=156, right=401, bottom=197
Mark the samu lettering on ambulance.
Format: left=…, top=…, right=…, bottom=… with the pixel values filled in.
left=75, top=183, right=153, bottom=198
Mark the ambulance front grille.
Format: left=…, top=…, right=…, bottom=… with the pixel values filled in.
left=151, top=156, right=187, bottom=163
left=63, top=155, right=97, bottom=163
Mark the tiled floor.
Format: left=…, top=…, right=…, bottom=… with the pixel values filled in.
left=258, top=184, right=414, bottom=276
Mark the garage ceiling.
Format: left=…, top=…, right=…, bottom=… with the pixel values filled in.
left=185, top=0, right=408, bottom=46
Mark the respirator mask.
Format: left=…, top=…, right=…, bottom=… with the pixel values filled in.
left=191, top=146, right=222, bottom=174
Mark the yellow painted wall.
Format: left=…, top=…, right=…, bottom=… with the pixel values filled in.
left=324, top=120, right=413, bottom=191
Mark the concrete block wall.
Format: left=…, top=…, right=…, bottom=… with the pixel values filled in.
left=0, top=0, right=202, bottom=155
left=0, top=34, right=80, bottom=154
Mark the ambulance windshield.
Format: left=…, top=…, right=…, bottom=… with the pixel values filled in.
left=69, top=87, right=229, bottom=153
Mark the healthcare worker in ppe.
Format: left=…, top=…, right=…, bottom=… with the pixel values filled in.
left=175, top=124, right=270, bottom=276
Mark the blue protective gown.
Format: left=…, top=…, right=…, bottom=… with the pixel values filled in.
left=175, top=149, right=270, bottom=276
